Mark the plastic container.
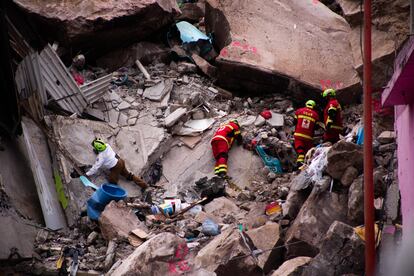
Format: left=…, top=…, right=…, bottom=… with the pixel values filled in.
left=87, top=184, right=127, bottom=220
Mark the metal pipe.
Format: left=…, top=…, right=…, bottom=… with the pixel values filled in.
left=363, top=0, right=375, bottom=275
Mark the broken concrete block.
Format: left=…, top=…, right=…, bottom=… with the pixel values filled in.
left=87, top=231, right=99, bottom=245
left=377, top=131, right=395, bottom=144
left=111, top=233, right=188, bottom=275
left=175, top=118, right=215, bottom=136
left=191, top=54, right=217, bottom=78
left=246, top=222, right=283, bottom=272
left=385, top=181, right=400, bottom=221
left=118, top=113, right=129, bottom=127
left=128, top=109, right=139, bottom=118
left=179, top=136, right=202, bottom=149
left=84, top=107, right=106, bottom=121
left=254, top=115, right=266, bottom=126
left=192, top=109, right=206, bottom=120
left=143, top=79, right=173, bottom=101
left=118, top=101, right=131, bottom=111
left=340, top=166, right=359, bottom=187
left=326, top=141, right=363, bottom=180
left=108, top=109, right=120, bottom=124
left=177, top=62, right=198, bottom=74
left=271, top=256, right=312, bottom=276
left=204, top=197, right=241, bottom=223
left=107, top=92, right=122, bottom=104
left=266, top=112, right=284, bottom=128
left=240, top=115, right=256, bottom=127
left=302, top=221, right=364, bottom=276
left=164, top=107, right=187, bottom=127
left=127, top=117, right=138, bottom=126
left=194, top=227, right=258, bottom=275
left=124, top=96, right=135, bottom=103
left=99, top=201, right=148, bottom=241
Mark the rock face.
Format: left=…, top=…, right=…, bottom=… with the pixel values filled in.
left=205, top=0, right=360, bottom=103
left=194, top=227, right=261, bottom=276
left=204, top=197, right=241, bottom=223
left=14, top=0, right=180, bottom=54
left=347, top=175, right=364, bottom=225
left=285, top=178, right=349, bottom=258
left=246, top=223, right=283, bottom=273
left=111, top=233, right=190, bottom=275
left=326, top=141, right=363, bottom=180
left=271, top=256, right=312, bottom=276
left=99, top=201, right=148, bottom=241
left=302, top=221, right=365, bottom=276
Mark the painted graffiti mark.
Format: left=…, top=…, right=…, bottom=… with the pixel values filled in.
left=220, top=41, right=258, bottom=57
left=168, top=243, right=191, bottom=275
left=320, top=79, right=344, bottom=90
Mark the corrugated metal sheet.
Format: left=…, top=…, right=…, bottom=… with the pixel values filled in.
left=80, top=73, right=112, bottom=104
left=38, top=44, right=87, bottom=114
left=6, top=16, right=31, bottom=59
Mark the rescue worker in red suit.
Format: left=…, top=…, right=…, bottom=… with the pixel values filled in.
left=322, top=89, right=343, bottom=143
left=211, top=119, right=242, bottom=177
left=293, top=100, right=321, bottom=167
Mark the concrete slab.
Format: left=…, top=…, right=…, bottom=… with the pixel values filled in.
left=118, top=101, right=131, bottom=110
left=21, top=117, right=66, bottom=230
left=143, top=79, right=173, bottom=101
left=161, top=129, right=262, bottom=196
left=164, top=107, right=187, bottom=127
left=266, top=112, right=284, bottom=128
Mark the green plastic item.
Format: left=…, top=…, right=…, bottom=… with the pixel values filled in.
left=54, top=170, right=68, bottom=209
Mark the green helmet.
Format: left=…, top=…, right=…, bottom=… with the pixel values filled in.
left=230, top=119, right=240, bottom=127
left=92, top=138, right=107, bottom=152
left=305, top=100, right=316, bottom=109
left=322, top=88, right=336, bottom=98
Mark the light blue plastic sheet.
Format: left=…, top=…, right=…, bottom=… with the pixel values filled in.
left=176, top=21, right=211, bottom=43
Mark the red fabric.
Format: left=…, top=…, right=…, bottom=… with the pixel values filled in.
left=211, top=122, right=240, bottom=148
left=211, top=140, right=229, bottom=167
left=294, top=107, right=320, bottom=139
left=323, top=98, right=343, bottom=143
left=260, top=110, right=272, bottom=119
left=294, top=138, right=314, bottom=156
left=72, top=72, right=84, bottom=86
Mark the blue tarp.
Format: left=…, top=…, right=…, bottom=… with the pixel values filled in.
left=256, top=145, right=283, bottom=173
left=176, top=21, right=211, bottom=44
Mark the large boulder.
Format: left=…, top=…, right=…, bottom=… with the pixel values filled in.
left=13, top=0, right=180, bottom=55
left=205, top=0, right=360, bottom=103
left=111, top=233, right=191, bottom=275
left=271, top=257, right=312, bottom=276
left=347, top=175, right=364, bottom=225
left=245, top=223, right=283, bottom=273
left=326, top=141, right=363, bottom=180
left=338, top=0, right=410, bottom=90
left=302, top=221, right=365, bottom=276
left=285, top=177, right=349, bottom=259
left=194, top=227, right=261, bottom=275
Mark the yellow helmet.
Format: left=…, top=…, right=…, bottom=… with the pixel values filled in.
left=322, top=88, right=336, bottom=98
left=305, top=100, right=316, bottom=109
left=91, top=138, right=107, bottom=152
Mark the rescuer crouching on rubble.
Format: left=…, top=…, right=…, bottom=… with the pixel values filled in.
left=322, top=88, right=344, bottom=144
left=211, top=119, right=243, bottom=177
left=85, top=138, right=148, bottom=189
left=293, top=100, right=323, bottom=168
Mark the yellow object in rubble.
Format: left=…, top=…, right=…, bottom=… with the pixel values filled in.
left=354, top=223, right=381, bottom=247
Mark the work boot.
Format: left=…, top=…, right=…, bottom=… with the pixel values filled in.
left=294, top=162, right=304, bottom=171
left=218, top=171, right=227, bottom=178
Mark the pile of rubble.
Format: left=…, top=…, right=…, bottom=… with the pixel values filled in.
left=0, top=0, right=406, bottom=275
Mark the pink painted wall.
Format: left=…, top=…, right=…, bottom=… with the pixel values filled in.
left=395, top=103, right=414, bottom=234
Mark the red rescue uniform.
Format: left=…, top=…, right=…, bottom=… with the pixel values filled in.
left=294, top=107, right=320, bottom=163
left=211, top=121, right=241, bottom=175
left=323, top=98, right=343, bottom=143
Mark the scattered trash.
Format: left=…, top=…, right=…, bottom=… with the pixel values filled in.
left=256, top=145, right=283, bottom=173
left=260, top=110, right=272, bottom=119
left=306, top=146, right=330, bottom=182
left=202, top=219, right=220, bottom=236
left=265, top=202, right=282, bottom=215
left=80, top=176, right=99, bottom=190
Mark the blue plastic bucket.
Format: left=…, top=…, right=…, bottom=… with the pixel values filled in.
left=87, top=184, right=127, bottom=220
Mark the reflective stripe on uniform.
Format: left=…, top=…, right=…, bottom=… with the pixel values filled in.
left=294, top=132, right=313, bottom=140
left=331, top=125, right=343, bottom=130
left=297, top=115, right=316, bottom=122
left=297, top=154, right=305, bottom=162
left=212, top=135, right=230, bottom=148
left=215, top=168, right=228, bottom=174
